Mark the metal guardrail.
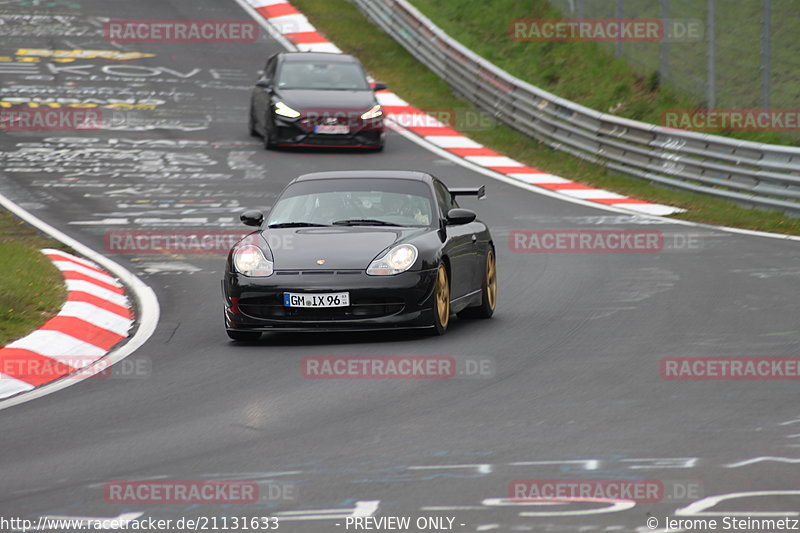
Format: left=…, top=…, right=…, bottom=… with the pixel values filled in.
left=352, top=0, right=800, bottom=213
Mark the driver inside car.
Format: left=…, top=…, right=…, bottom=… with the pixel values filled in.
left=382, top=194, right=429, bottom=225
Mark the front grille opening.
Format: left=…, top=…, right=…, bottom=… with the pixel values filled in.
left=239, top=296, right=404, bottom=321
left=274, top=270, right=363, bottom=275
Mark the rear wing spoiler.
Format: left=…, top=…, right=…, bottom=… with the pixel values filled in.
left=449, top=185, right=486, bottom=200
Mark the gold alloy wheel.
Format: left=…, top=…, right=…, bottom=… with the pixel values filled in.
left=486, top=250, right=497, bottom=310
left=436, top=264, right=450, bottom=328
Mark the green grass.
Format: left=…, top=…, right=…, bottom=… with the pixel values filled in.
left=0, top=210, right=68, bottom=346
left=411, top=0, right=800, bottom=146
left=552, top=0, right=800, bottom=116
left=291, top=0, right=800, bottom=235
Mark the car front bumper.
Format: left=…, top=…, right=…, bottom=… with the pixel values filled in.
left=271, top=116, right=384, bottom=148
left=222, top=268, right=437, bottom=332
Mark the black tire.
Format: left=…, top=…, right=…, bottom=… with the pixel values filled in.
left=248, top=110, right=258, bottom=137
left=227, top=329, right=261, bottom=342
left=262, top=116, right=276, bottom=150
left=428, top=262, right=450, bottom=336
left=457, top=248, right=497, bottom=319
left=263, top=126, right=274, bottom=150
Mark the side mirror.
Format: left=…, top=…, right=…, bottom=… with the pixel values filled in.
left=240, top=209, right=264, bottom=227
left=373, top=81, right=388, bottom=91
left=255, top=78, right=271, bottom=88
left=446, top=208, right=477, bottom=226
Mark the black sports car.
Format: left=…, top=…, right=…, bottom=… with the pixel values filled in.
left=222, top=171, right=497, bottom=340
left=249, top=51, right=387, bottom=150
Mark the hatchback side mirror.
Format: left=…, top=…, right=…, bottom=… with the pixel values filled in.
left=373, top=81, right=388, bottom=91
left=255, top=78, right=271, bottom=88
left=240, top=210, right=264, bottom=227
left=446, top=208, right=477, bottom=225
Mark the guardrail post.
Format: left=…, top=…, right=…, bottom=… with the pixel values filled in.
left=706, top=0, right=716, bottom=108
left=615, top=0, right=624, bottom=58
left=761, top=0, right=771, bottom=109
left=659, top=0, right=669, bottom=81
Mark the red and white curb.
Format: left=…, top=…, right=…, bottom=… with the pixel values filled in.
left=243, top=0, right=683, bottom=217
left=0, top=249, right=133, bottom=400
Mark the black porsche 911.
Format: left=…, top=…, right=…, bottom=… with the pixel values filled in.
left=222, top=171, right=497, bottom=341
left=249, top=51, right=387, bottom=150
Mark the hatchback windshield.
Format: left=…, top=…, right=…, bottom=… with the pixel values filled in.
left=276, top=61, right=370, bottom=91
left=268, top=178, right=435, bottom=227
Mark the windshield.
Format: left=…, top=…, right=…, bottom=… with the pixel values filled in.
left=269, top=178, right=435, bottom=227
left=276, top=61, right=370, bottom=91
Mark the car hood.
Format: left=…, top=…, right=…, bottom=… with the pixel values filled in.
left=264, top=227, right=423, bottom=270
left=275, top=89, right=377, bottom=111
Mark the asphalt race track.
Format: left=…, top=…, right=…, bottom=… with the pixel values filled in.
left=1, top=0, right=799, bottom=531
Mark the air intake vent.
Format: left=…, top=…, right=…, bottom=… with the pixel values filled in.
left=274, top=270, right=363, bottom=276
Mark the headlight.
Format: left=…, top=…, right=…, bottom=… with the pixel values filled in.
left=366, top=244, right=418, bottom=276
left=233, top=245, right=274, bottom=276
left=360, top=105, right=383, bottom=120
left=274, top=101, right=301, bottom=118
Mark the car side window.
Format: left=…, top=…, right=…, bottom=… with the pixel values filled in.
left=264, top=57, right=277, bottom=79
left=433, top=181, right=457, bottom=217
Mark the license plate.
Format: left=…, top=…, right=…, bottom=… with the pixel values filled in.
left=314, top=124, right=349, bottom=134
left=284, top=292, right=350, bottom=308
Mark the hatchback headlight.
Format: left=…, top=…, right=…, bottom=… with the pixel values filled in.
left=361, top=105, right=383, bottom=120
left=366, top=244, right=418, bottom=275
left=233, top=245, right=274, bottom=276
left=274, top=101, right=301, bottom=118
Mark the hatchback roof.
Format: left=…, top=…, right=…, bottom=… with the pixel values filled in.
left=278, top=51, right=358, bottom=63
left=294, top=170, right=431, bottom=182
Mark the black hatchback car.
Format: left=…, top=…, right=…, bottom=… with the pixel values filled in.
left=222, top=171, right=497, bottom=341
left=249, top=52, right=387, bottom=150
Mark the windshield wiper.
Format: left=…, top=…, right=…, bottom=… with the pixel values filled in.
left=267, top=222, right=331, bottom=228
left=332, top=219, right=402, bottom=227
